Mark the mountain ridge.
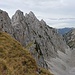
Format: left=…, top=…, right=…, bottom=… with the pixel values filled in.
left=0, top=9, right=75, bottom=75
left=64, top=28, right=75, bottom=48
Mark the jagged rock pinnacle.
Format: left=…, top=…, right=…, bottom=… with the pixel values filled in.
left=0, top=9, right=13, bottom=34
left=0, top=9, right=73, bottom=75
left=11, top=10, right=25, bottom=26
left=29, top=11, right=36, bottom=17
left=40, top=19, right=46, bottom=25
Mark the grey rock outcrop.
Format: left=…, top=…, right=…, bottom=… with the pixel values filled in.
left=12, top=10, right=48, bottom=68
left=0, top=9, right=13, bottom=35
left=11, top=10, right=69, bottom=68
left=0, top=9, right=74, bottom=75
left=64, top=29, right=75, bottom=48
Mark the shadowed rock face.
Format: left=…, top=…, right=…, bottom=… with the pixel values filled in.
left=0, top=9, right=13, bottom=34
left=0, top=9, right=74, bottom=75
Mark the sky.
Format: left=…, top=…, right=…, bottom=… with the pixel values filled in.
left=0, top=0, right=75, bottom=28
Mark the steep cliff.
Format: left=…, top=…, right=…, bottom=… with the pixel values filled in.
left=0, top=9, right=13, bottom=35
left=64, top=28, right=75, bottom=75
left=64, top=29, right=75, bottom=48
left=0, top=9, right=73, bottom=75
left=11, top=10, right=69, bottom=69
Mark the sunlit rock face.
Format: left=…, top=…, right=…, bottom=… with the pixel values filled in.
left=1, top=9, right=75, bottom=75
left=11, top=10, right=69, bottom=70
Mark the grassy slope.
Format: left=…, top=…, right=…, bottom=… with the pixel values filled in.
left=0, top=32, right=53, bottom=75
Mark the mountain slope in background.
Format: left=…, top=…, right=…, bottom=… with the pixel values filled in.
left=64, top=28, right=75, bottom=75
left=0, top=31, right=53, bottom=75
left=58, top=28, right=73, bottom=35
left=64, top=29, right=75, bottom=48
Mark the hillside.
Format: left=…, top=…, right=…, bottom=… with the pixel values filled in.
left=63, top=29, right=75, bottom=75
left=64, top=29, right=75, bottom=48
left=0, top=31, right=53, bottom=75
left=0, top=9, right=74, bottom=75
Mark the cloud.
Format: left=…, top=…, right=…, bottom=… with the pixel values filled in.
left=46, top=18, right=75, bottom=28
left=0, top=0, right=75, bottom=28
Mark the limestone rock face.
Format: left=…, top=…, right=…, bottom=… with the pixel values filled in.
left=12, top=10, right=48, bottom=68
left=0, top=9, right=13, bottom=35
left=11, top=10, right=69, bottom=69
left=64, top=29, right=75, bottom=48
left=0, top=9, right=74, bottom=75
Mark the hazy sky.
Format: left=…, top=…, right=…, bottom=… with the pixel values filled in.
left=0, top=0, right=75, bottom=28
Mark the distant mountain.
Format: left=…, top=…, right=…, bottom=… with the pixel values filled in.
left=58, top=28, right=73, bottom=35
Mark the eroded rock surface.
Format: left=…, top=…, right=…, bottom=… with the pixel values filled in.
left=0, top=9, right=75, bottom=75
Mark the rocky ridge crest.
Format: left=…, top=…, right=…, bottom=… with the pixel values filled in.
left=0, top=9, right=74, bottom=75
